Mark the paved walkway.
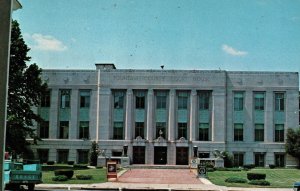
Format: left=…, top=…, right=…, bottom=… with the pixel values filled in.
left=36, top=168, right=294, bottom=191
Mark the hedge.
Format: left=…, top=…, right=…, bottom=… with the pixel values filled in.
left=54, top=169, right=74, bottom=179
left=225, top=177, right=247, bottom=183
left=52, top=175, right=68, bottom=181
left=247, top=173, right=266, bottom=180
left=47, top=161, right=55, bottom=165
left=248, top=180, right=270, bottom=186
left=73, top=164, right=89, bottom=169
left=67, top=161, right=75, bottom=165
left=243, top=164, right=255, bottom=169
left=76, top=174, right=93, bottom=180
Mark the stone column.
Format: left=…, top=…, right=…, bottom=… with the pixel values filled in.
left=189, top=89, right=197, bottom=141
left=125, top=89, right=133, bottom=140
left=49, top=89, right=59, bottom=139
left=265, top=91, right=274, bottom=142
left=146, top=89, right=154, bottom=141
left=70, top=89, right=79, bottom=139
left=168, top=89, right=176, bottom=142
left=211, top=89, right=226, bottom=142
left=244, top=90, right=253, bottom=142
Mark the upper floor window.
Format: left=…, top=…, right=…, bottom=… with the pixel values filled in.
left=39, top=121, right=49, bottom=139
left=113, top=91, right=125, bottom=109
left=60, top=89, right=71, bottom=108
left=275, top=92, right=285, bottom=111
left=254, top=92, right=265, bottom=111
left=41, top=90, right=51, bottom=107
left=199, top=91, right=210, bottom=110
left=135, top=91, right=145, bottom=109
left=156, top=91, right=167, bottom=109
left=80, top=90, right=90, bottom=108
left=59, top=121, right=69, bottom=139
left=79, top=121, right=89, bottom=139
left=178, top=91, right=188, bottom=109
left=234, top=92, right=244, bottom=111
left=274, top=124, right=284, bottom=142
left=234, top=123, right=243, bottom=141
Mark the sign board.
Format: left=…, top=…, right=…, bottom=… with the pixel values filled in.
left=107, top=161, right=117, bottom=181
left=190, top=158, right=198, bottom=169
left=197, top=164, right=207, bottom=177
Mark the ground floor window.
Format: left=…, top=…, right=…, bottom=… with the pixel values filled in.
left=275, top=153, right=285, bottom=167
left=77, top=150, right=89, bottom=164
left=254, top=153, right=265, bottom=167
left=198, top=152, right=210, bottom=158
left=57, top=150, right=69, bottom=164
left=275, top=124, right=284, bottom=142
left=234, top=124, right=243, bottom=141
left=79, top=121, right=89, bottom=139
left=233, top=153, right=244, bottom=167
left=254, top=124, right=264, bottom=142
left=37, top=149, right=49, bottom=164
left=59, top=121, right=69, bottom=139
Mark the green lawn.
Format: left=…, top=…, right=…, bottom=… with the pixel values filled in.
left=207, top=168, right=300, bottom=188
left=42, top=167, right=107, bottom=184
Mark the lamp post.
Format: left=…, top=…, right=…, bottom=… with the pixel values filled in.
left=123, top=144, right=128, bottom=157
left=0, top=1, right=22, bottom=190
left=193, top=146, right=198, bottom=158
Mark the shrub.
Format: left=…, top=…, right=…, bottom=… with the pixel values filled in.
left=54, top=169, right=74, bottom=179
left=76, top=174, right=93, bottom=180
left=215, top=167, right=229, bottom=171
left=247, top=173, right=266, bottom=180
left=206, top=167, right=215, bottom=172
left=47, top=161, right=55, bottom=165
left=243, top=164, right=255, bottom=169
left=205, top=163, right=215, bottom=168
left=227, top=168, right=242, bottom=171
left=248, top=180, right=270, bottom=186
left=52, top=175, right=68, bottom=181
left=225, top=177, right=247, bottom=183
left=67, top=161, right=74, bottom=165
left=269, top=164, right=275, bottom=169
left=73, top=164, right=88, bottom=169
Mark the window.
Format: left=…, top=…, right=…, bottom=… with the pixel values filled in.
left=254, top=92, right=265, bottom=110
left=114, top=91, right=125, bottom=109
left=178, top=92, right=188, bottom=109
left=234, top=92, right=244, bottom=111
left=57, top=150, right=69, bottom=164
left=254, top=124, right=264, bottom=142
left=39, top=121, right=49, bottom=138
left=233, top=153, right=244, bottom=167
left=198, top=152, right=210, bottom=158
left=275, top=124, right=284, bottom=142
left=77, top=150, right=89, bottom=164
left=135, top=91, right=145, bottom=109
left=275, top=92, right=285, bottom=111
left=254, top=153, right=265, bottom=167
left=156, top=122, right=166, bottom=139
left=199, top=91, right=210, bottom=110
left=37, top=149, right=49, bottom=164
left=135, top=122, right=144, bottom=138
left=60, top=89, right=71, bottom=108
left=275, top=154, right=285, bottom=167
left=113, top=122, right=124, bottom=140
left=41, top=90, right=51, bottom=107
left=80, top=90, right=90, bottom=108
left=156, top=91, right=167, bottom=109
left=79, top=121, right=89, bottom=139
left=199, top=123, right=209, bottom=141
left=178, top=122, right=187, bottom=139
left=234, top=123, right=243, bottom=141
left=59, top=121, right=69, bottom=139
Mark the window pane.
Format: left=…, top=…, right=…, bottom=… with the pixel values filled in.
left=114, top=91, right=125, bottom=109
left=275, top=124, right=284, bottom=142
left=41, top=90, right=51, bottom=107
left=234, top=124, right=243, bottom=141
left=59, top=121, right=69, bottom=139
left=178, top=122, right=187, bottom=139
left=275, top=93, right=285, bottom=111
left=60, top=90, right=71, bottom=108
left=39, top=121, right=49, bottom=138
left=199, top=91, right=210, bottom=110
left=135, top=122, right=144, bottom=138
left=156, top=122, right=166, bottom=138
left=79, top=121, right=89, bottom=139
left=233, top=153, right=244, bottom=167
left=178, top=92, right=188, bottom=109
left=80, top=90, right=90, bottom=108
left=156, top=91, right=167, bottom=109
left=234, top=92, right=244, bottom=111
left=135, top=91, right=145, bottom=109
left=113, top=122, right=124, bottom=139
left=254, top=92, right=265, bottom=110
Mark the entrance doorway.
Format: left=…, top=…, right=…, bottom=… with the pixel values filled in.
left=154, top=147, right=167, bottom=164
left=132, top=146, right=145, bottom=164
left=176, top=147, right=188, bottom=165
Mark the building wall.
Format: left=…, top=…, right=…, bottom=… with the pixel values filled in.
left=29, top=65, right=299, bottom=167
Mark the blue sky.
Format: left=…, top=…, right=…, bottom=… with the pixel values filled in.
left=13, top=0, right=300, bottom=74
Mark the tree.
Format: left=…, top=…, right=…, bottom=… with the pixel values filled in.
left=6, top=20, right=47, bottom=156
left=89, top=141, right=99, bottom=166
left=285, top=128, right=300, bottom=168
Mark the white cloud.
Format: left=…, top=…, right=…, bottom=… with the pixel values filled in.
left=222, top=44, right=248, bottom=56
left=29, top=33, right=67, bottom=51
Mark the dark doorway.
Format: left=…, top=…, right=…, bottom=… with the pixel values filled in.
left=176, top=147, right=188, bottom=165
left=154, top=147, right=167, bottom=164
left=132, top=146, right=145, bottom=164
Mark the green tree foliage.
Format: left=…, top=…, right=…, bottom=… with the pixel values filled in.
left=89, top=141, right=99, bottom=166
left=285, top=128, right=300, bottom=167
left=6, top=20, right=47, bottom=156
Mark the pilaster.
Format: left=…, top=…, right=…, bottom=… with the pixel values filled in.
left=265, top=91, right=274, bottom=142
left=125, top=89, right=133, bottom=140
left=49, top=89, right=59, bottom=139
left=168, top=89, right=176, bottom=142
left=146, top=89, right=154, bottom=141
left=244, top=90, right=253, bottom=142
left=189, top=89, right=197, bottom=141
left=70, top=89, right=79, bottom=139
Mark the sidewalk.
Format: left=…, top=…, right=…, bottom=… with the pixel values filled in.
left=36, top=168, right=294, bottom=191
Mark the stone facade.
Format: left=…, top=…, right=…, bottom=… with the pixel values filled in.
left=30, top=64, right=299, bottom=167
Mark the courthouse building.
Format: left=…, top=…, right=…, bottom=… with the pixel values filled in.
left=30, top=63, right=299, bottom=167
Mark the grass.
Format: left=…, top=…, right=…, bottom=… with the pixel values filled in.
left=42, top=166, right=107, bottom=184
left=207, top=168, right=300, bottom=188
